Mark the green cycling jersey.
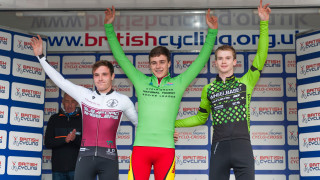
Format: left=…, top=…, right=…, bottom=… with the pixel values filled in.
left=175, top=21, right=269, bottom=142
left=105, top=24, right=218, bottom=148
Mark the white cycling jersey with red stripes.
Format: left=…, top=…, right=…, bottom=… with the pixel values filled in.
left=38, top=56, right=138, bottom=161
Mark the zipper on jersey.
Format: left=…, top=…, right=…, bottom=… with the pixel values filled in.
left=95, top=115, right=101, bottom=156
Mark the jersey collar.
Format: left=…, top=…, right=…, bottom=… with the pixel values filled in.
left=216, top=74, right=235, bottom=82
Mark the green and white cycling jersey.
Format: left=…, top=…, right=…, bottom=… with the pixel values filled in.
left=175, top=21, right=269, bottom=142
left=105, top=23, right=218, bottom=148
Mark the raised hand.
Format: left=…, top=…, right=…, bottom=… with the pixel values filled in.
left=258, top=0, right=271, bottom=21
left=206, top=9, right=218, bottom=29
left=104, top=6, right=116, bottom=24
left=30, top=35, right=43, bottom=57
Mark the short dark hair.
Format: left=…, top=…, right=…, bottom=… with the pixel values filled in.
left=214, top=45, right=236, bottom=60
left=149, top=46, right=171, bottom=63
left=92, top=60, right=114, bottom=75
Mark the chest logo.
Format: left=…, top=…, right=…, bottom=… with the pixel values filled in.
left=106, top=99, right=118, bottom=108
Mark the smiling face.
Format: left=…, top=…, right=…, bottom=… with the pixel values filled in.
left=93, top=66, right=115, bottom=93
left=149, top=54, right=171, bottom=79
left=215, top=50, right=237, bottom=76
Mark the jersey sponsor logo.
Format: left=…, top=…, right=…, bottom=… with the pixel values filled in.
left=174, top=55, right=207, bottom=74
left=10, top=107, right=43, bottom=128
left=285, top=54, right=296, bottom=74
left=299, top=132, right=320, bottom=152
left=298, top=82, right=320, bottom=103
left=9, top=131, right=42, bottom=152
left=0, top=105, right=8, bottom=124
left=0, top=80, right=9, bottom=100
left=0, top=130, right=7, bottom=149
left=287, top=125, right=298, bottom=145
left=0, top=56, right=11, bottom=75
left=0, top=31, right=12, bottom=51
left=253, top=150, right=286, bottom=170
left=107, top=99, right=119, bottom=108
left=7, top=156, right=41, bottom=175
left=83, top=105, right=121, bottom=119
left=42, top=150, right=52, bottom=170
left=297, top=58, right=320, bottom=79
left=301, top=157, right=320, bottom=176
left=299, top=107, right=320, bottom=127
left=288, top=150, right=299, bottom=170
left=175, top=126, right=208, bottom=146
left=287, top=101, right=297, bottom=121
left=175, top=150, right=208, bottom=170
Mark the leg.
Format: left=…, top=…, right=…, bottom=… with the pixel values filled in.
left=153, top=147, right=175, bottom=180
left=209, top=141, right=231, bottom=180
left=66, top=171, right=75, bottom=180
left=52, top=172, right=66, bottom=180
left=231, top=139, right=255, bottom=180
left=128, top=146, right=153, bottom=180
left=96, top=156, right=119, bottom=180
left=74, top=156, right=97, bottom=180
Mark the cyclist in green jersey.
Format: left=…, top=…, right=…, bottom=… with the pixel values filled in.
left=175, top=1, right=271, bottom=180
left=104, top=6, right=218, bottom=180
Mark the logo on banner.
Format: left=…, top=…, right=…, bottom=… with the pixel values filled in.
left=302, top=112, right=320, bottom=124
left=290, top=157, right=299, bottom=167
left=15, top=87, right=42, bottom=99
left=251, top=129, right=283, bottom=141
left=299, top=38, right=320, bottom=52
left=117, top=131, right=130, bottom=140
left=254, top=82, right=282, bottom=94
left=44, top=107, right=58, bottom=116
left=303, top=162, right=320, bottom=173
left=0, top=110, right=4, bottom=119
left=13, top=136, right=39, bottom=147
left=178, top=107, right=198, bottom=117
left=179, top=129, right=206, bottom=141
left=0, top=136, right=2, bottom=143
left=109, top=60, right=121, bottom=68
left=17, top=40, right=33, bottom=51
left=176, top=155, right=207, bottom=165
left=300, top=87, right=320, bottom=99
left=185, top=84, right=203, bottom=94
left=0, top=85, right=5, bottom=94
left=16, top=63, right=43, bottom=76
left=112, top=82, right=131, bottom=92
left=254, top=155, right=284, bottom=166
left=64, top=59, right=93, bottom=71
left=0, top=60, right=7, bottom=70
left=11, top=161, right=38, bottom=172
left=288, top=130, right=298, bottom=142
left=136, top=61, right=148, bottom=69
left=49, top=61, right=59, bottom=69
left=302, top=137, right=320, bottom=149
left=251, top=106, right=282, bottom=117
left=175, top=60, right=194, bottom=70
left=13, top=112, right=40, bottom=123
left=42, top=155, right=52, bottom=164
left=300, top=63, right=320, bottom=76
left=118, top=155, right=130, bottom=164
left=265, top=59, right=281, bottom=68
left=0, top=36, right=8, bottom=45
left=287, top=82, right=296, bottom=94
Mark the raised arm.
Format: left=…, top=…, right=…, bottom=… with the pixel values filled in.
left=175, top=85, right=211, bottom=127
left=179, top=9, right=218, bottom=87
left=104, top=6, right=145, bottom=85
left=31, top=35, right=87, bottom=103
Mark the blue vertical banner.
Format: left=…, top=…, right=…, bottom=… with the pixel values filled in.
left=0, top=27, right=47, bottom=180
left=296, top=29, right=320, bottom=179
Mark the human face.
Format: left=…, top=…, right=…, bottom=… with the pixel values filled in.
left=215, top=50, right=237, bottom=76
left=62, top=94, right=78, bottom=113
left=93, top=66, right=115, bottom=93
left=149, top=55, right=171, bottom=79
